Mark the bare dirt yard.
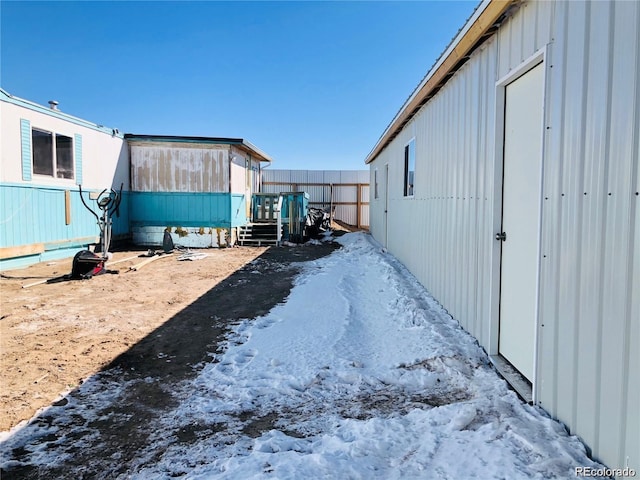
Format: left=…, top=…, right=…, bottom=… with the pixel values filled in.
left=0, top=235, right=344, bottom=434
left=0, top=246, right=265, bottom=432
left=1, top=234, right=343, bottom=478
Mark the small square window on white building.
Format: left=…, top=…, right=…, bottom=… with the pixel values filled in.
left=32, top=128, right=74, bottom=179
left=374, top=168, right=379, bottom=199
left=403, top=139, right=415, bottom=197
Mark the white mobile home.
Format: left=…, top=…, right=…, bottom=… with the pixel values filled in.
left=0, top=89, right=129, bottom=270
left=126, top=134, right=271, bottom=247
left=367, top=0, right=638, bottom=472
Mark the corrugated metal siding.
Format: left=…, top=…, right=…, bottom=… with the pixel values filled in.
left=262, top=169, right=370, bottom=227
left=368, top=0, right=638, bottom=471
left=537, top=0, right=640, bottom=469
left=371, top=36, right=499, bottom=348
left=130, top=144, right=229, bottom=193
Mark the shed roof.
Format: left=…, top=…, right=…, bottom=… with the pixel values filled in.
left=124, top=134, right=272, bottom=163
left=365, top=0, right=517, bottom=164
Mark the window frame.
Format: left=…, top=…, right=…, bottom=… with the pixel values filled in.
left=403, top=138, right=415, bottom=197
left=374, top=168, right=379, bottom=199
left=31, top=127, right=75, bottom=180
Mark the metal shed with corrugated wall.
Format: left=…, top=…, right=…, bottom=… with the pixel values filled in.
left=261, top=169, right=369, bottom=228
left=366, top=0, right=638, bottom=472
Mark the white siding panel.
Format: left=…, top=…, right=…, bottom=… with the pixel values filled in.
left=307, top=170, right=325, bottom=184
left=361, top=205, right=369, bottom=228
left=339, top=170, right=361, bottom=183
left=304, top=185, right=325, bottom=202
left=361, top=185, right=370, bottom=203
left=262, top=169, right=292, bottom=185
left=538, top=0, right=568, bottom=417
left=553, top=0, right=589, bottom=433
left=288, top=170, right=308, bottom=184
left=334, top=205, right=355, bottom=226
left=574, top=0, right=613, bottom=452
left=0, top=100, right=128, bottom=190
left=261, top=183, right=286, bottom=195
left=323, top=170, right=342, bottom=184
left=628, top=89, right=640, bottom=469
left=230, top=156, right=245, bottom=194
left=332, top=185, right=357, bottom=203
left=369, top=0, right=638, bottom=471
left=596, top=0, right=639, bottom=467
left=535, top=0, right=555, bottom=49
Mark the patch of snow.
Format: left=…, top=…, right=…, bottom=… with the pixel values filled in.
left=135, top=233, right=604, bottom=478
left=1, top=233, right=606, bottom=479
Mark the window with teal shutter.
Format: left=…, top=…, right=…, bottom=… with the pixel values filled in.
left=20, top=119, right=32, bottom=180
left=74, top=134, right=83, bottom=185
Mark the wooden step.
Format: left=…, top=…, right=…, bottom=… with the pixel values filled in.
left=238, top=223, right=279, bottom=246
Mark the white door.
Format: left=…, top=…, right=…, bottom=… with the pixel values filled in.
left=498, top=62, right=544, bottom=382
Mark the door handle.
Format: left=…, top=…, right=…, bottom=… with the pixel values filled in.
left=495, top=232, right=507, bottom=241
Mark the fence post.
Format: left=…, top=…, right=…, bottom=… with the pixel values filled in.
left=330, top=183, right=333, bottom=225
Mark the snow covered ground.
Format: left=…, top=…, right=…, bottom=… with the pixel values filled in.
left=1, top=232, right=605, bottom=479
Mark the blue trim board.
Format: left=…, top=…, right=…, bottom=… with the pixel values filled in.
left=20, top=119, right=32, bottom=180
left=74, top=134, right=83, bottom=185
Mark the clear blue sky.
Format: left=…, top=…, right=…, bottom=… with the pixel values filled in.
left=1, top=1, right=477, bottom=170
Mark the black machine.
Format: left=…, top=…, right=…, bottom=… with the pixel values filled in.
left=79, top=183, right=123, bottom=256
left=59, top=184, right=123, bottom=281
left=305, top=207, right=331, bottom=239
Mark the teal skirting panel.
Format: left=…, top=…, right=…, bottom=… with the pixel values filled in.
left=129, top=191, right=242, bottom=228
left=0, top=183, right=130, bottom=248
left=231, top=194, right=249, bottom=227
left=0, top=246, right=88, bottom=271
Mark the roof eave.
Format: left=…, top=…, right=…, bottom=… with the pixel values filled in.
left=1, top=88, right=123, bottom=137
left=365, top=0, right=517, bottom=165
left=124, top=134, right=273, bottom=163
left=237, top=140, right=273, bottom=163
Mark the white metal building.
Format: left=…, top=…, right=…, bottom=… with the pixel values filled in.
left=366, top=0, right=638, bottom=472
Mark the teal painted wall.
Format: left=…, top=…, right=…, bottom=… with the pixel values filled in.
left=130, top=191, right=247, bottom=228
left=231, top=194, right=248, bottom=227
left=0, top=183, right=129, bottom=247
left=0, top=183, right=130, bottom=269
left=0, top=186, right=249, bottom=269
